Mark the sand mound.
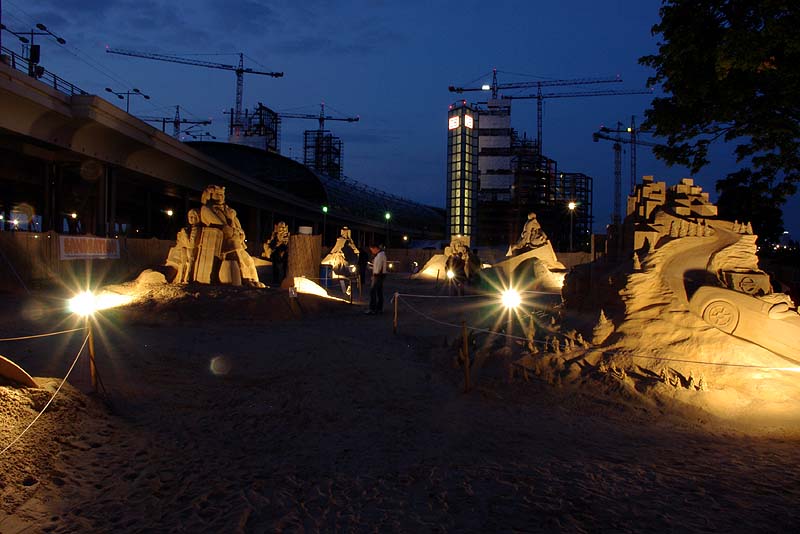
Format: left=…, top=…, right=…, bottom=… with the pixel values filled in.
left=0, top=379, right=114, bottom=527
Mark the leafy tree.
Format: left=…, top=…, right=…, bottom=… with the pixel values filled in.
left=640, top=0, right=800, bottom=242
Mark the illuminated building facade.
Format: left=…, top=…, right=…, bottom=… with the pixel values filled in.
left=446, top=101, right=479, bottom=242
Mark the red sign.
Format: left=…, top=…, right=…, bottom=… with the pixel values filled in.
left=59, top=236, right=120, bottom=260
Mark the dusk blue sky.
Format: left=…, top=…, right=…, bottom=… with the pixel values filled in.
left=3, top=0, right=798, bottom=237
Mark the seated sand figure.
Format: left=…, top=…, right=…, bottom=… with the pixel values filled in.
left=197, top=185, right=264, bottom=287
left=322, top=226, right=360, bottom=276
left=263, top=221, right=290, bottom=284
left=508, top=212, right=549, bottom=256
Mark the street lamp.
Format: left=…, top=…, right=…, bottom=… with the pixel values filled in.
left=0, top=22, right=66, bottom=76
left=105, top=87, right=150, bottom=113
left=568, top=201, right=576, bottom=252
left=384, top=211, right=391, bottom=246
left=322, top=205, right=328, bottom=243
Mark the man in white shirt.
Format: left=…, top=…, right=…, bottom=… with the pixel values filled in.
left=366, top=244, right=387, bottom=315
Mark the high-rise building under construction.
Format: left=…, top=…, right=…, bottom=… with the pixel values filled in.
left=446, top=99, right=593, bottom=251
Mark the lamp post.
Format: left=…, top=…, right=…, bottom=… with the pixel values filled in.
left=0, top=22, right=65, bottom=76
left=322, top=205, right=328, bottom=244
left=384, top=211, right=391, bottom=246
left=105, top=87, right=150, bottom=113
left=568, top=201, right=576, bottom=252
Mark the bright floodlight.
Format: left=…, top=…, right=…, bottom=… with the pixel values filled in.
left=501, top=288, right=521, bottom=309
left=69, top=291, right=97, bottom=316
left=446, top=270, right=455, bottom=280
left=481, top=84, right=491, bottom=91
left=69, top=290, right=133, bottom=316
left=568, top=201, right=576, bottom=211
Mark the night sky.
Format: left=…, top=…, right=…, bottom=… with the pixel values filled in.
left=3, top=0, right=798, bottom=238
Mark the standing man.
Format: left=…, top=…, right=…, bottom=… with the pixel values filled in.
left=366, top=243, right=387, bottom=315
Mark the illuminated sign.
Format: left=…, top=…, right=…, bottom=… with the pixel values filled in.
left=59, top=236, right=120, bottom=260
left=464, top=115, right=474, bottom=129
left=448, top=116, right=459, bottom=130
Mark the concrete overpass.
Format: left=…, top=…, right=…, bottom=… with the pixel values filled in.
left=0, top=56, right=443, bottom=251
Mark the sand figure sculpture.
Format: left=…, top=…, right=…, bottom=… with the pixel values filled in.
left=166, top=185, right=263, bottom=287
left=263, top=221, right=290, bottom=284
left=172, top=209, right=201, bottom=284
left=507, top=212, right=549, bottom=256
left=321, top=226, right=360, bottom=277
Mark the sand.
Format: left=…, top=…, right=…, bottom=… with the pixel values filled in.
left=1, top=277, right=800, bottom=532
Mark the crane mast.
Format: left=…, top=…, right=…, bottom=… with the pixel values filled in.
left=593, top=119, right=658, bottom=224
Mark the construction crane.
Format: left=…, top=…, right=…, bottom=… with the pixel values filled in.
left=138, top=105, right=211, bottom=139
left=105, top=47, right=283, bottom=135
left=278, top=102, right=359, bottom=129
left=593, top=119, right=658, bottom=225
left=449, top=68, right=624, bottom=155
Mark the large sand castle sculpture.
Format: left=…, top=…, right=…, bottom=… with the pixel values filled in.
left=166, top=185, right=264, bottom=287
left=535, top=177, right=800, bottom=424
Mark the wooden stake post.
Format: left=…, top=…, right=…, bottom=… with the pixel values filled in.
left=393, top=292, right=399, bottom=334
left=87, top=318, right=97, bottom=393
left=462, top=320, right=470, bottom=392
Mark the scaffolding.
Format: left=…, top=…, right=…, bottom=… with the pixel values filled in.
left=304, top=130, right=343, bottom=179
left=227, top=103, right=281, bottom=153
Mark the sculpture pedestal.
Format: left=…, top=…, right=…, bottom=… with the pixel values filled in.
left=282, top=234, right=321, bottom=288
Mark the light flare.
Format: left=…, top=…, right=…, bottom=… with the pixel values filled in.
left=69, top=290, right=133, bottom=316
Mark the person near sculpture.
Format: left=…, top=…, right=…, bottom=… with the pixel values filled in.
left=365, top=244, right=387, bottom=315
left=263, top=222, right=289, bottom=284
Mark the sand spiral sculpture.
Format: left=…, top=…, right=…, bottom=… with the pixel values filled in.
left=166, top=185, right=264, bottom=287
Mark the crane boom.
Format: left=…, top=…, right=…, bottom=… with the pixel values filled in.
left=448, top=68, right=628, bottom=154
left=106, top=47, right=283, bottom=135
left=279, top=102, right=359, bottom=130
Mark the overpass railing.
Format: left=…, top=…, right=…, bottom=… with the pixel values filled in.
left=1, top=45, right=88, bottom=96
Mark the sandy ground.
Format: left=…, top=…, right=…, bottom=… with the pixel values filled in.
left=1, top=276, right=800, bottom=533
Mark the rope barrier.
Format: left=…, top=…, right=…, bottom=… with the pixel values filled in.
left=612, top=351, right=800, bottom=371
left=395, top=295, right=800, bottom=371
left=397, top=297, right=550, bottom=346
left=0, top=327, right=86, bottom=343
left=0, top=243, right=30, bottom=295
left=0, top=333, right=89, bottom=457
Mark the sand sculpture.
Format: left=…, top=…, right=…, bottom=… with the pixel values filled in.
left=488, top=213, right=566, bottom=290
left=412, top=236, right=481, bottom=283
left=166, top=185, right=264, bottom=287
left=263, top=222, right=290, bottom=284
left=507, top=212, right=548, bottom=256
left=544, top=176, right=800, bottom=422
left=321, top=227, right=360, bottom=277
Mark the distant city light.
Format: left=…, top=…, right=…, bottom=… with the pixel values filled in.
left=71, top=212, right=77, bottom=219
left=384, top=212, right=391, bottom=221
left=481, top=84, right=491, bottom=91
left=322, top=206, right=328, bottom=213
left=166, top=209, right=174, bottom=217
left=568, top=202, right=576, bottom=211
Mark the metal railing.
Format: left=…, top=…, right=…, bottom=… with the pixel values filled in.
left=1, top=45, right=87, bottom=96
